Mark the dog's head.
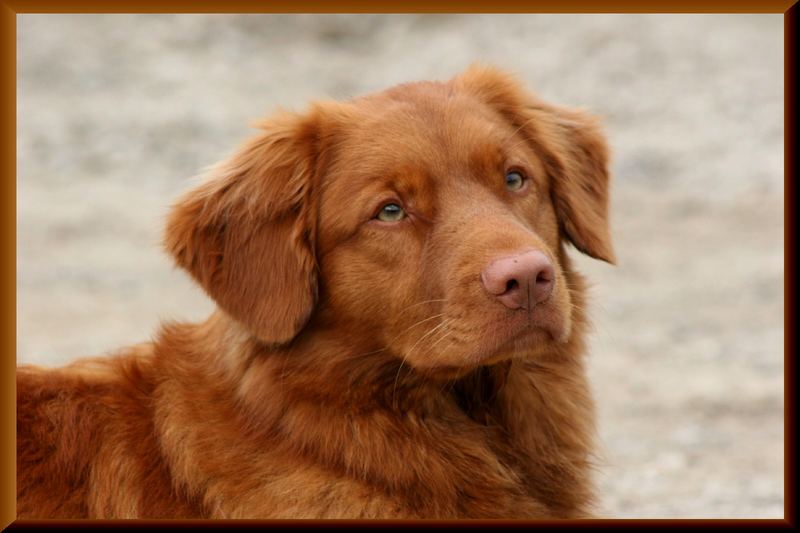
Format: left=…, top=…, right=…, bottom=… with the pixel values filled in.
left=166, top=65, right=614, bottom=376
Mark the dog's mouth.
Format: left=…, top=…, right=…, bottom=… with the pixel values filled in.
left=406, top=306, right=569, bottom=376
left=473, top=322, right=561, bottom=365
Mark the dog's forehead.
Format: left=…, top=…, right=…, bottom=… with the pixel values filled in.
left=324, top=84, right=516, bottom=188
left=355, top=83, right=510, bottom=150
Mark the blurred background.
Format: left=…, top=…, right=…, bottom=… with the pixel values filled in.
left=17, top=14, right=784, bottom=518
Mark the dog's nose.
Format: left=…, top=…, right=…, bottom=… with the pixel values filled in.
left=480, top=250, right=555, bottom=310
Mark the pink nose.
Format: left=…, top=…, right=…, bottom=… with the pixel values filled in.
left=480, top=250, right=555, bottom=310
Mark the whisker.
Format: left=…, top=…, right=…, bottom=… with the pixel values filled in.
left=501, top=114, right=541, bottom=145
left=392, top=318, right=454, bottom=407
left=504, top=136, right=535, bottom=155
left=428, top=327, right=455, bottom=353
left=391, top=351, right=411, bottom=407
left=335, top=346, right=389, bottom=362
left=406, top=318, right=454, bottom=358
left=395, top=299, right=449, bottom=315
left=392, top=313, right=447, bottom=340
left=568, top=302, right=589, bottom=314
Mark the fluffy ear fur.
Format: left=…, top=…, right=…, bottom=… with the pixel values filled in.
left=454, top=65, right=616, bottom=264
left=165, top=111, right=321, bottom=344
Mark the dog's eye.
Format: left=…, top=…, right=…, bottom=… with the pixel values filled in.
left=376, top=203, right=406, bottom=222
left=505, top=171, right=526, bottom=191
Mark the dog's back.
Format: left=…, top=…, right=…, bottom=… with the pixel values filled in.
left=16, top=345, right=198, bottom=518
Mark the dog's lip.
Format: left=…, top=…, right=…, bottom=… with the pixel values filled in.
left=427, top=320, right=557, bottom=372
left=406, top=306, right=567, bottom=373
left=424, top=326, right=550, bottom=375
left=471, top=310, right=568, bottom=361
left=502, top=307, right=567, bottom=343
left=476, top=324, right=549, bottom=362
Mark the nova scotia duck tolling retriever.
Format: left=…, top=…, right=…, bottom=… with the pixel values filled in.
left=17, top=65, right=616, bottom=519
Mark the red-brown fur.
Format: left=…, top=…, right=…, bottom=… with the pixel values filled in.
left=17, top=65, right=615, bottom=519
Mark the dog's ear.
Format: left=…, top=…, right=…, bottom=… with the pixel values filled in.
left=165, top=110, right=321, bottom=344
left=454, top=65, right=616, bottom=264
left=533, top=105, right=616, bottom=264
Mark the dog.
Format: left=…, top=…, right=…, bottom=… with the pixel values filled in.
left=17, top=65, right=615, bottom=519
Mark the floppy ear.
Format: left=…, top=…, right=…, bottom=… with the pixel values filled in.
left=532, top=105, right=616, bottom=264
left=165, top=110, right=320, bottom=344
left=454, top=65, right=616, bottom=264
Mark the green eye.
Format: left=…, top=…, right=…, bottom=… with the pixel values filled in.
left=505, top=171, right=525, bottom=191
left=376, top=203, right=406, bottom=222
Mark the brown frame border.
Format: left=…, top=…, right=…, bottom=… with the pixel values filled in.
left=0, top=1, right=797, bottom=13
left=2, top=1, right=794, bottom=528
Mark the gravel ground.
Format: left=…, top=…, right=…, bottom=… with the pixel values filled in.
left=16, top=14, right=784, bottom=518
